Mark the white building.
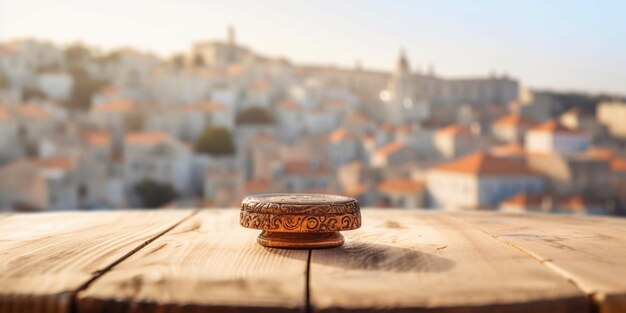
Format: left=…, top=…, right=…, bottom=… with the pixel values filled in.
left=191, top=26, right=253, bottom=68
left=203, top=168, right=244, bottom=207
left=491, top=113, right=537, bottom=144
left=106, top=48, right=160, bottom=92
left=304, top=107, right=340, bottom=134
left=371, top=141, right=417, bottom=168
left=433, top=124, right=480, bottom=159
left=13, top=104, right=56, bottom=151
left=326, top=128, right=362, bottom=168
left=243, top=79, right=272, bottom=108
left=525, top=120, right=590, bottom=155
left=597, top=100, right=626, bottom=139
left=427, top=152, right=544, bottom=210
left=211, top=86, right=240, bottom=110
left=378, top=178, right=426, bottom=208
left=147, top=68, right=215, bottom=105
left=90, top=100, right=136, bottom=147
left=276, top=100, right=305, bottom=141
left=123, top=132, right=193, bottom=198
left=275, top=160, right=336, bottom=193
left=0, top=157, right=80, bottom=211
left=37, top=70, right=73, bottom=100
left=91, top=86, right=127, bottom=108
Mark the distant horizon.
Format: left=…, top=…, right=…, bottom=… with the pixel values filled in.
left=1, top=0, right=625, bottom=95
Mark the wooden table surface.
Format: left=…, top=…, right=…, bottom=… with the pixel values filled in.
left=0, top=209, right=625, bottom=313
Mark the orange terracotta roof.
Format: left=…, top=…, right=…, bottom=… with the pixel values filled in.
left=379, top=124, right=394, bottom=133
left=436, top=124, right=473, bottom=136
left=328, top=128, right=348, bottom=142
left=323, top=99, right=349, bottom=107
left=344, top=184, right=367, bottom=198
left=83, top=131, right=111, bottom=146
left=493, top=113, right=537, bottom=128
left=250, top=79, right=269, bottom=91
left=375, top=141, right=406, bottom=157
left=184, top=101, right=226, bottom=112
left=397, top=124, right=413, bottom=134
left=125, top=132, right=168, bottom=145
left=611, top=158, right=626, bottom=172
left=559, top=196, right=601, bottom=211
left=432, top=152, right=536, bottom=176
left=245, top=180, right=273, bottom=193
left=38, top=157, right=76, bottom=171
left=378, top=179, right=425, bottom=194
left=17, top=105, right=51, bottom=120
left=0, top=107, right=11, bottom=121
left=226, top=64, right=247, bottom=77
left=278, top=100, right=300, bottom=111
left=530, top=120, right=579, bottom=134
left=490, top=144, right=525, bottom=156
left=327, top=128, right=358, bottom=143
left=344, top=112, right=370, bottom=124
left=284, top=160, right=331, bottom=175
left=94, top=100, right=135, bottom=113
left=501, top=192, right=544, bottom=207
left=311, top=107, right=328, bottom=115
left=585, top=148, right=615, bottom=160
left=562, top=107, right=583, bottom=116
left=250, top=132, right=278, bottom=143
left=99, top=85, right=121, bottom=95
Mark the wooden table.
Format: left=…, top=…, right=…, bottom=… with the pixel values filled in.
left=0, top=209, right=625, bottom=313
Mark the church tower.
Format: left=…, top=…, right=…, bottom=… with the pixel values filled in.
left=385, top=50, right=415, bottom=124
left=227, top=25, right=236, bottom=47
left=383, top=50, right=430, bottom=124
left=227, top=25, right=237, bottom=64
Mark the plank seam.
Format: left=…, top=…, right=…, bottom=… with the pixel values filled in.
left=68, top=209, right=200, bottom=313
left=305, top=249, right=312, bottom=313
left=458, top=216, right=599, bottom=313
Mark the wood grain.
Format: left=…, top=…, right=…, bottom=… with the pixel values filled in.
left=455, top=212, right=626, bottom=313
left=0, top=210, right=194, bottom=313
left=77, top=209, right=309, bottom=313
left=308, top=210, right=588, bottom=313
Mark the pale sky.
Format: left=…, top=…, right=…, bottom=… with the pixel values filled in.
left=0, top=0, right=624, bottom=94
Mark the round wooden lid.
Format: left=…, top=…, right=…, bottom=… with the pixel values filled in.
left=240, top=193, right=361, bottom=233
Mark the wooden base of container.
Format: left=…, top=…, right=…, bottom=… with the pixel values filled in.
left=257, top=231, right=344, bottom=249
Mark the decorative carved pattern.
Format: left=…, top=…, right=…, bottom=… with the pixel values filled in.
left=240, top=194, right=361, bottom=233
left=240, top=211, right=361, bottom=232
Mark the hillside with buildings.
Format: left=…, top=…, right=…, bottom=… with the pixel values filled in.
left=1, top=27, right=625, bottom=215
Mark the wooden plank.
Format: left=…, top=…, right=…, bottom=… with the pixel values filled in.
left=0, top=209, right=194, bottom=313
left=309, top=210, right=588, bottom=313
left=78, top=209, right=309, bottom=313
left=455, top=212, right=626, bottom=313
left=0, top=213, right=11, bottom=222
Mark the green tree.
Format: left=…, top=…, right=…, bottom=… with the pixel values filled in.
left=192, top=53, right=205, bottom=67
left=134, top=179, right=178, bottom=208
left=0, top=70, right=9, bottom=89
left=101, top=51, right=121, bottom=63
left=126, top=112, right=144, bottom=132
left=170, top=53, right=185, bottom=69
left=64, top=43, right=93, bottom=67
left=195, top=126, right=236, bottom=156
left=22, top=87, right=46, bottom=100
left=65, top=67, right=106, bottom=111
left=235, top=106, right=274, bottom=125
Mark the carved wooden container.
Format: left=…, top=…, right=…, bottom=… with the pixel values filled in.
left=240, top=194, right=361, bottom=249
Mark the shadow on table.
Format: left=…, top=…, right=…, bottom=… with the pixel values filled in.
left=267, top=242, right=455, bottom=273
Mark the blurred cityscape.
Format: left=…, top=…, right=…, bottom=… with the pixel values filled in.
left=0, top=26, right=625, bottom=215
